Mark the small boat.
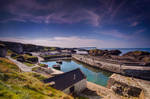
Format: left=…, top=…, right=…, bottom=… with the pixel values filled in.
left=52, top=64, right=61, bottom=70
left=56, top=60, right=62, bottom=64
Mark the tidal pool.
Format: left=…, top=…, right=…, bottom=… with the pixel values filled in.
left=41, top=60, right=112, bottom=86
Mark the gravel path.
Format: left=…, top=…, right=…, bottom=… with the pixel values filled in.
left=31, top=52, right=44, bottom=62
left=7, top=56, right=37, bottom=72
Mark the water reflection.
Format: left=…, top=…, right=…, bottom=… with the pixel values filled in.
left=41, top=59, right=112, bottom=86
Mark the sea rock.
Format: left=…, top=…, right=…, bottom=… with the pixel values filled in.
left=89, top=49, right=122, bottom=56
left=0, top=44, right=7, bottom=57
left=108, top=50, right=122, bottom=56
left=123, top=51, right=150, bottom=64
left=123, top=51, right=150, bottom=58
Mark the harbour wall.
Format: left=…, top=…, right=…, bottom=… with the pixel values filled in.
left=72, top=54, right=150, bottom=80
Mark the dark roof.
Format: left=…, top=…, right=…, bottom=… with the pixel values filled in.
left=43, top=68, right=86, bottom=90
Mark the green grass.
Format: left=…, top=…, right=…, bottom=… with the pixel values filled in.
left=0, top=58, right=73, bottom=99
left=23, top=54, right=37, bottom=59
left=32, top=67, right=39, bottom=71
left=23, top=62, right=34, bottom=67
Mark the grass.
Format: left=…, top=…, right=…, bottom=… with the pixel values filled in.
left=0, top=57, right=73, bottom=99
left=23, top=54, right=37, bottom=59
left=23, top=62, right=34, bottom=67
left=32, top=67, right=39, bottom=71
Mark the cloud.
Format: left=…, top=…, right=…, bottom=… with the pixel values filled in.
left=98, top=29, right=146, bottom=40
left=130, top=21, right=139, bottom=27
left=99, top=30, right=130, bottom=39
left=1, top=0, right=101, bottom=26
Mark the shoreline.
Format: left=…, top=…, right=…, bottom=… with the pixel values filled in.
left=72, top=54, right=150, bottom=80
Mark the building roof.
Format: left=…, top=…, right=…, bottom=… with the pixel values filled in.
left=43, top=68, right=86, bottom=90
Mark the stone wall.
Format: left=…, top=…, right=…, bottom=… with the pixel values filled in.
left=63, top=79, right=87, bottom=94
left=72, top=54, right=122, bottom=73
left=72, top=54, right=150, bottom=80
left=107, top=74, right=143, bottom=98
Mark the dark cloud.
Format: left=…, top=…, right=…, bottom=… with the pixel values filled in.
left=0, top=0, right=150, bottom=27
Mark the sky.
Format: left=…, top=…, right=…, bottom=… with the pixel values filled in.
left=0, top=0, right=150, bottom=48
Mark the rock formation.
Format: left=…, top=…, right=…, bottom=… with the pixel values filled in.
left=89, top=49, right=122, bottom=56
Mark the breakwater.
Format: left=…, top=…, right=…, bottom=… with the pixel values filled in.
left=72, top=54, right=150, bottom=80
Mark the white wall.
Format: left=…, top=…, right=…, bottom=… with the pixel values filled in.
left=63, top=79, right=87, bottom=94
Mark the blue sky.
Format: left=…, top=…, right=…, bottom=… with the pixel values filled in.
left=0, top=0, right=150, bottom=48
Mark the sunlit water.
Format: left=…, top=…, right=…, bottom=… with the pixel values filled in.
left=41, top=60, right=112, bottom=86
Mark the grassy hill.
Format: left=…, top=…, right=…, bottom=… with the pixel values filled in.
left=0, top=57, right=73, bottom=99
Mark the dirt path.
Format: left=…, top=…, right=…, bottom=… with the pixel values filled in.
left=31, top=52, right=44, bottom=62
left=7, top=56, right=37, bottom=72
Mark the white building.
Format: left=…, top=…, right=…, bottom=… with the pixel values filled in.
left=43, top=68, right=87, bottom=94
left=75, top=50, right=88, bottom=55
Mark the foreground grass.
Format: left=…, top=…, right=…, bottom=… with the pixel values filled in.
left=0, top=57, right=73, bottom=99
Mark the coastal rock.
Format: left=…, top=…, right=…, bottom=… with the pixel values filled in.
left=108, top=50, right=122, bottom=56
left=26, top=57, right=38, bottom=63
left=0, top=44, right=7, bottom=57
left=107, top=74, right=142, bottom=97
left=17, top=56, right=25, bottom=62
left=123, top=51, right=150, bottom=57
left=89, top=49, right=122, bottom=56
left=23, top=44, right=44, bottom=52
left=123, top=51, right=150, bottom=64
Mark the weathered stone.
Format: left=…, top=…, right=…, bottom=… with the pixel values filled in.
left=89, top=49, right=122, bottom=56
left=107, top=74, right=142, bottom=97
left=123, top=51, right=150, bottom=57
left=108, top=50, right=122, bottom=56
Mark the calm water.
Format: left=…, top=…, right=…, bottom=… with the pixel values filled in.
left=41, top=60, right=112, bottom=86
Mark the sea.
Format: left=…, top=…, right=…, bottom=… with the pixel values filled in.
left=100, top=48, right=150, bottom=55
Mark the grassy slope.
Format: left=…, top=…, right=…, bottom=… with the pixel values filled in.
left=0, top=58, right=73, bottom=99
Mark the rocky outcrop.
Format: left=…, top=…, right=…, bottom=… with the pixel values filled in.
left=123, top=51, right=150, bottom=64
left=89, top=49, right=121, bottom=56
left=107, top=74, right=142, bottom=97
left=23, top=44, right=44, bottom=52
left=0, top=44, right=7, bottom=57
left=107, top=74, right=150, bottom=99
